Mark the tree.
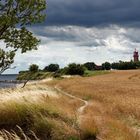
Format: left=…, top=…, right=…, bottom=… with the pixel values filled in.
left=21, top=64, right=39, bottom=88
left=111, top=61, right=137, bottom=70
left=136, top=61, right=140, bottom=68
left=65, top=63, right=85, bottom=75
left=111, top=62, right=119, bottom=70
left=0, top=0, right=46, bottom=74
left=29, top=64, right=39, bottom=72
left=0, top=49, right=15, bottom=74
left=84, top=62, right=96, bottom=70
left=44, top=64, right=59, bottom=72
left=102, top=62, right=111, bottom=70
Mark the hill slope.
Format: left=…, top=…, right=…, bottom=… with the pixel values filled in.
left=0, top=70, right=140, bottom=140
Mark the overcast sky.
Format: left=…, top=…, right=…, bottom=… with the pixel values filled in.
left=3, top=0, right=140, bottom=73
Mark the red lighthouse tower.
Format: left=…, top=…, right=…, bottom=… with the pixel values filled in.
left=133, top=49, right=139, bottom=62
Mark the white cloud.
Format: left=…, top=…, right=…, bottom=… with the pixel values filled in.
left=104, top=35, right=128, bottom=51
left=1, top=25, right=140, bottom=74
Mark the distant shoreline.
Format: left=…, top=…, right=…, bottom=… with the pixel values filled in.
left=0, top=74, right=18, bottom=77
left=0, top=80, right=25, bottom=84
left=0, top=74, right=18, bottom=88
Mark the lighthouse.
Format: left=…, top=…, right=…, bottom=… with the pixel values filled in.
left=133, top=49, right=139, bottom=62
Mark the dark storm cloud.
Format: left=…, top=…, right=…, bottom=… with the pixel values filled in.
left=32, top=26, right=78, bottom=42
left=31, top=25, right=140, bottom=51
left=31, top=26, right=106, bottom=47
left=45, top=0, right=140, bottom=27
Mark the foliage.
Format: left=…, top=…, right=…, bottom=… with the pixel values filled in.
left=29, top=64, right=39, bottom=72
left=17, top=71, right=53, bottom=80
left=0, top=49, right=15, bottom=74
left=65, top=63, right=85, bottom=75
left=83, top=62, right=96, bottom=70
left=44, top=64, right=60, bottom=72
left=111, top=61, right=140, bottom=70
left=102, top=62, right=111, bottom=70
left=0, top=0, right=46, bottom=74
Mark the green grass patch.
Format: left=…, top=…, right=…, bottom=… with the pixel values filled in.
left=84, top=70, right=111, bottom=77
left=17, top=71, right=53, bottom=80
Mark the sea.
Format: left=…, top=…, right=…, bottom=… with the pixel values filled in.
left=0, top=74, right=18, bottom=88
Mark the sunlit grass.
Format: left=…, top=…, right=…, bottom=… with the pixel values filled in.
left=0, top=83, right=81, bottom=140
left=51, top=70, right=140, bottom=139
left=1, top=70, right=140, bottom=139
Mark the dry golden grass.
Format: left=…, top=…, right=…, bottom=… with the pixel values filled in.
left=41, top=94, right=82, bottom=121
left=1, top=70, right=140, bottom=139
left=0, top=83, right=81, bottom=140
left=48, top=70, right=140, bottom=140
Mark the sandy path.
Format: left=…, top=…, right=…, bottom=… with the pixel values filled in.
left=54, top=85, right=89, bottom=124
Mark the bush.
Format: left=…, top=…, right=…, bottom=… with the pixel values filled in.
left=29, top=64, right=39, bottom=72
left=102, top=62, right=111, bottom=70
left=44, top=64, right=59, bottom=72
left=65, top=63, right=85, bottom=75
left=83, top=62, right=96, bottom=70
left=111, top=61, right=140, bottom=70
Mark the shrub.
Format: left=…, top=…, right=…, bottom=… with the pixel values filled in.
left=65, top=63, right=85, bottom=75
left=44, top=64, right=59, bottom=72
left=83, top=62, right=96, bottom=70
left=102, top=62, right=111, bottom=70
left=29, top=64, right=39, bottom=72
left=111, top=61, right=139, bottom=70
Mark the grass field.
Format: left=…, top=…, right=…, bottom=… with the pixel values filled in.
left=0, top=83, right=82, bottom=140
left=84, top=70, right=110, bottom=77
left=0, top=70, right=140, bottom=140
left=49, top=70, right=140, bottom=140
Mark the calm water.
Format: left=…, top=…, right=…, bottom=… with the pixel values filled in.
left=0, top=74, right=17, bottom=88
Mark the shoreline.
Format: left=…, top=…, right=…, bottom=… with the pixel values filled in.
left=0, top=80, right=26, bottom=84
left=0, top=78, right=53, bottom=89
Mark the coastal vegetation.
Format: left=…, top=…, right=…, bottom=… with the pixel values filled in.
left=0, top=1, right=140, bottom=140
left=0, top=70, right=140, bottom=140
left=0, top=84, right=82, bottom=140
left=17, top=60, right=140, bottom=80
left=17, top=63, right=108, bottom=80
left=48, top=70, right=140, bottom=140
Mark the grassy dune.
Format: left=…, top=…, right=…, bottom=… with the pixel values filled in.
left=0, top=84, right=83, bottom=140
left=49, top=70, right=140, bottom=140
left=0, top=70, right=140, bottom=140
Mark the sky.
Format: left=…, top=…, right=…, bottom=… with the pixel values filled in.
left=3, top=0, right=140, bottom=73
